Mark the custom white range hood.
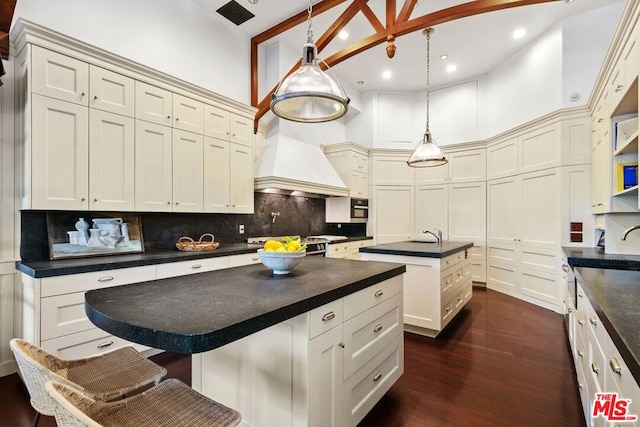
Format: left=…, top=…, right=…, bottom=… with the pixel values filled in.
left=254, top=135, right=348, bottom=197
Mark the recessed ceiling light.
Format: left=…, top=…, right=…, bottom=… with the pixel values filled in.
left=382, top=70, right=392, bottom=79
left=440, top=54, right=448, bottom=60
left=338, top=30, right=349, bottom=40
left=446, top=64, right=457, bottom=73
left=513, top=28, right=526, bottom=40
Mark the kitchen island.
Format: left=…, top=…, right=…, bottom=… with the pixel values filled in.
left=360, top=241, right=473, bottom=337
left=85, top=256, right=406, bottom=427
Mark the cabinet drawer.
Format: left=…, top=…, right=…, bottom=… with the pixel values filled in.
left=343, top=294, right=402, bottom=379
left=40, top=328, right=149, bottom=359
left=41, top=292, right=93, bottom=340
left=344, top=275, right=403, bottom=320
left=441, top=272, right=454, bottom=300
left=327, top=243, right=350, bottom=257
left=227, top=252, right=261, bottom=268
left=344, top=334, right=403, bottom=426
left=442, top=250, right=466, bottom=270
left=41, top=266, right=156, bottom=297
left=308, top=300, right=344, bottom=340
left=156, top=257, right=228, bottom=279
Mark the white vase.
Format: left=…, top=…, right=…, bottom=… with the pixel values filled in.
left=75, top=217, right=89, bottom=243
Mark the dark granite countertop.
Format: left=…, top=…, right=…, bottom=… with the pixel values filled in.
left=16, top=243, right=263, bottom=278
left=85, top=257, right=406, bottom=354
left=574, top=267, right=640, bottom=385
left=563, top=246, right=640, bottom=270
left=359, top=241, right=474, bottom=258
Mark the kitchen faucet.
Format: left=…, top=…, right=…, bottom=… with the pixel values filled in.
left=422, top=228, right=442, bottom=245
left=621, top=225, right=640, bottom=240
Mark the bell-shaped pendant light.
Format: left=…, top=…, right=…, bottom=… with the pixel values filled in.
left=407, top=28, right=447, bottom=167
left=270, top=0, right=350, bottom=123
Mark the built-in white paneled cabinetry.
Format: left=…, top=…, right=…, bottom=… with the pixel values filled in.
left=324, top=143, right=369, bottom=199
left=590, top=4, right=640, bottom=214
left=18, top=252, right=261, bottom=361
left=371, top=146, right=487, bottom=282
left=486, top=112, right=592, bottom=312
left=325, top=239, right=374, bottom=260
left=193, top=275, right=404, bottom=427
left=15, top=22, right=256, bottom=214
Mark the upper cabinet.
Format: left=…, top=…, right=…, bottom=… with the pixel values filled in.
left=16, top=28, right=257, bottom=214
left=415, top=147, right=486, bottom=185
left=324, top=143, right=369, bottom=199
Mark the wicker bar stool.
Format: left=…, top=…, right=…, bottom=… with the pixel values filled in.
left=46, top=378, right=242, bottom=427
left=10, top=339, right=167, bottom=426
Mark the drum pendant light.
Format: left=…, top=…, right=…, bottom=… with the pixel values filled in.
left=270, top=0, right=350, bottom=123
left=407, top=28, right=447, bottom=167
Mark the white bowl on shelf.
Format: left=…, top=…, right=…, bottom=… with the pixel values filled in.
left=257, top=249, right=306, bottom=275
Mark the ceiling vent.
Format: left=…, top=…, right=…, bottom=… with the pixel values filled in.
left=216, top=1, right=255, bottom=26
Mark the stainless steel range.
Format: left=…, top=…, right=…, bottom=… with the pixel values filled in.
left=247, top=236, right=329, bottom=256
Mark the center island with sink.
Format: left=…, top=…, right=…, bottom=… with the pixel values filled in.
left=360, top=241, right=474, bottom=337
left=84, top=256, right=406, bottom=427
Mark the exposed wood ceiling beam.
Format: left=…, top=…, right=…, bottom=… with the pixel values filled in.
left=0, top=0, right=17, bottom=60
left=251, top=0, right=560, bottom=130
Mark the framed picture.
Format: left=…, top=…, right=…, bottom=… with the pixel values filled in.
left=47, top=212, right=144, bottom=260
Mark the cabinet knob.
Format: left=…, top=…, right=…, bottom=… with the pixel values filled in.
left=589, top=316, right=598, bottom=327
left=597, top=118, right=603, bottom=123
left=338, top=342, right=345, bottom=348
left=610, top=358, right=622, bottom=375
left=93, top=95, right=98, bottom=100
left=167, top=201, right=171, bottom=205
left=81, top=198, right=86, bottom=202
left=167, top=115, right=171, bottom=120
left=591, top=362, right=600, bottom=375
left=615, top=84, right=624, bottom=92
left=175, top=202, right=179, bottom=205
left=175, top=117, right=179, bottom=121
left=93, top=198, right=98, bottom=202
left=80, top=92, right=85, bottom=97
left=578, top=349, right=584, bottom=358
left=578, top=319, right=584, bottom=326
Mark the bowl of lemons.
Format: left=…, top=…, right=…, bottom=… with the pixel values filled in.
left=257, top=236, right=307, bottom=275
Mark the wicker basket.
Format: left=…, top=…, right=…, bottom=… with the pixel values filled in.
left=176, top=233, right=220, bottom=252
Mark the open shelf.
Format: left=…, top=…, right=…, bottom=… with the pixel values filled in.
left=613, top=185, right=638, bottom=197
left=613, top=78, right=639, bottom=116
left=614, top=130, right=639, bottom=155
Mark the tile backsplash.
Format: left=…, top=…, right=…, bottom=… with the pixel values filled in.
left=21, top=193, right=366, bottom=261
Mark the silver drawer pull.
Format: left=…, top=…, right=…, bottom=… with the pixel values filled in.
left=562, top=264, right=570, bottom=272
left=446, top=307, right=451, bottom=313
left=191, top=264, right=202, bottom=269
left=578, top=292, right=583, bottom=298
left=589, top=316, right=598, bottom=327
left=578, top=319, right=584, bottom=326
left=591, top=362, right=600, bottom=375
left=374, top=290, right=384, bottom=298
left=610, top=358, right=622, bottom=375
left=578, top=349, right=584, bottom=358
left=97, top=341, right=113, bottom=349
left=251, top=257, right=259, bottom=261
left=615, top=84, right=624, bottom=92
left=339, top=342, right=345, bottom=348
left=97, top=276, right=114, bottom=282
left=322, top=312, right=336, bottom=322
left=374, top=324, right=383, bottom=333
left=373, top=371, right=383, bottom=382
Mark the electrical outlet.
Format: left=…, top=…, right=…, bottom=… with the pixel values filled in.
left=239, top=224, right=244, bottom=234
left=337, top=224, right=341, bottom=228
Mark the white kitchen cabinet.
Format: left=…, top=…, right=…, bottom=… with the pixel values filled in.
left=413, top=184, right=448, bottom=241
left=449, top=182, right=486, bottom=282
left=173, top=93, right=203, bottom=134
left=374, top=186, right=413, bottom=244
left=30, top=94, right=89, bottom=210
left=369, top=151, right=414, bottom=186
left=135, top=81, right=172, bottom=126
left=325, top=240, right=373, bottom=260
left=89, top=65, right=134, bottom=117
left=227, top=252, right=261, bottom=267
left=487, top=138, right=518, bottom=180
left=134, top=120, right=173, bottom=211
left=360, top=250, right=471, bottom=337
left=448, top=148, right=486, bottom=183
left=88, top=109, right=135, bottom=211
left=203, top=137, right=254, bottom=214
left=324, top=143, right=369, bottom=199
left=193, top=275, right=404, bottom=427
left=156, top=256, right=228, bottom=279
left=31, top=45, right=89, bottom=105
left=20, top=266, right=157, bottom=360
left=172, top=129, right=204, bottom=212
left=414, top=163, right=448, bottom=186
left=203, top=104, right=254, bottom=146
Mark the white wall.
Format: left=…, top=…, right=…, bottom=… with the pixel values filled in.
left=12, top=0, right=251, bottom=104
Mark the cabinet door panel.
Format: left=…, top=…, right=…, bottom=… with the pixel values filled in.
left=89, top=110, right=135, bottom=211
left=375, top=186, right=413, bottom=243
left=203, top=137, right=230, bottom=212
left=32, top=46, right=89, bottom=105
left=203, top=104, right=230, bottom=140
left=173, top=94, right=203, bottom=134
left=135, top=121, right=173, bottom=211
left=449, top=149, right=486, bottom=182
left=487, top=177, right=519, bottom=245
left=414, top=163, right=448, bottom=185
left=519, top=268, right=558, bottom=305
left=135, top=81, right=172, bottom=126
left=309, top=326, right=344, bottom=427
left=414, top=185, right=448, bottom=241
left=370, top=157, right=414, bottom=186
left=172, top=130, right=204, bottom=212
left=449, top=182, right=486, bottom=243
left=520, top=169, right=559, bottom=250
left=487, top=139, right=518, bottom=180
left=519, top=125, right=560, bottom=174
left=229, top=143, right=254, bottom=213
left=230, top=115, right=253, bottom=146
left=487, top=261, right=518, bottom=296
left=89, top=65, right=134, bottom=116
left=31, top=95, right=89, bottom=210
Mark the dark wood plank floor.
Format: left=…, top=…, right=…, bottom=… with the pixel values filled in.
left=0, top=288, right=583, bottom=427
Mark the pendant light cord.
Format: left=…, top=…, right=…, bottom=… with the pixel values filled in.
left=306, top=0, right=314, bottom=43
left=425, top=29, right=431, bottom=134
